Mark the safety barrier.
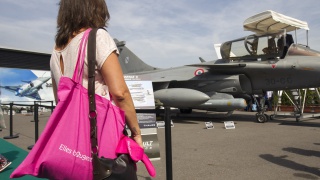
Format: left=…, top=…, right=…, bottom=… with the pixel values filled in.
left=1, top=102, right=173, bottom=180
left=1, top=101, right=54, bottom=149
left=3, top=103, right=19, bottom=139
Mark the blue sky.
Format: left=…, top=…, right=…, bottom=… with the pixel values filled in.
left=0, top=0, right=320, bottom=69
left=0, top=68, right=36, bottom=85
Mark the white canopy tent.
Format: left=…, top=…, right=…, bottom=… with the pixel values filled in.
left=243, top=10, right=309, bottom=34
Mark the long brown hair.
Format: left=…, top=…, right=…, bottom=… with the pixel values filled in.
left=55, top=0, right=110, bottom=48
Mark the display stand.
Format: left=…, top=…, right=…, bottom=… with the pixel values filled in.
left=272, top=88, right=320, bottom=122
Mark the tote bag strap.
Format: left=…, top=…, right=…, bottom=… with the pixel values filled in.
left=87, top=28, right=99, bottom=153
left=72, top=28, right=91, bottom=83
left=87, top=28, right=117, bottom=153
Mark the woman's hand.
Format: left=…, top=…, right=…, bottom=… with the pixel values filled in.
left=131, top=134, right=143, bottom=148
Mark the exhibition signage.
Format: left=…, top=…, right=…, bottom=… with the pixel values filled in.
left=125, top=76, right=160, bottom=160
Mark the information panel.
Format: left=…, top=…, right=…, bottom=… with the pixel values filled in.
left=125, top=76, right=160, bottom=160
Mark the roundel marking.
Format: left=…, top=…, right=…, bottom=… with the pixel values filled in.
left=194, top=68, right=205, bottom=76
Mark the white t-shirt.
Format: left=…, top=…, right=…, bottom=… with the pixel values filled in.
left=50, top=29, right=119, bottom=100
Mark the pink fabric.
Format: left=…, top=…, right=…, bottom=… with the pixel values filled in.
left=10, top=29, right=126, bottom=179
left=116, top=136, right=156, bottom=177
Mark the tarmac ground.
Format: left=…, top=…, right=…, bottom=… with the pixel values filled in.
left=1, top=109, right=320, bottom=180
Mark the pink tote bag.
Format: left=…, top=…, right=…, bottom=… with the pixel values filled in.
left=10, top=29, right=126, bottom=180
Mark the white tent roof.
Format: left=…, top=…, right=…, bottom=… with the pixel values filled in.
left=243, top=10, right=309, bottom=34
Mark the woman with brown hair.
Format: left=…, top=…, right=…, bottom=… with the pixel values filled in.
left=50, top=0, right=143, bottom=147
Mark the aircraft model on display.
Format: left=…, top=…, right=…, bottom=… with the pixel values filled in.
left=115, top=10, right=320, bottom=122
left=0, top=76, right=51, bottom=100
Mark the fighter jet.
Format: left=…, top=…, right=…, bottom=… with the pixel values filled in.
left=115, top=10, right=320, bottom=122
left=0, top=77, right=51, bottom=100
left=0, top=10, right=319, bottom=122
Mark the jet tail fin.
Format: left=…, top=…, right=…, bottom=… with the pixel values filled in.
left=114, top=39, right=159, bottom=74
left=199, top=57, right=206, bottom=62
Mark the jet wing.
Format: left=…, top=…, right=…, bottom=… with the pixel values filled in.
left=187, top=63, right=246, bottom=69
left=0, top=85, right=21, bottom=93
left=25, top=92, right=42, bottom=100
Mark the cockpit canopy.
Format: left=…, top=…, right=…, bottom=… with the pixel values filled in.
left=220, top=31, right=289, bottom=61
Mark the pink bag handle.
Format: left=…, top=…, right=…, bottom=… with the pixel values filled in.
left=72, top=28, right=92, bottom=84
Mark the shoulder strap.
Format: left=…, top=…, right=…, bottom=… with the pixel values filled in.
left=88, top=28, right=98, bottom=113
left=88, top=28, right=99, bottom=152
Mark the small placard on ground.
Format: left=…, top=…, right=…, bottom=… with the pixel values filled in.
left=205, top=121, right=214, bottom=129
left=224, top=121, right=235, bottom=129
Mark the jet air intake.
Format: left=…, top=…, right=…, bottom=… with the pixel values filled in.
left=154, top=88, right=210, bottom=107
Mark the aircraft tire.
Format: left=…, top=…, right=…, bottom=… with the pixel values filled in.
left=256, top=113, right=266, bottom=123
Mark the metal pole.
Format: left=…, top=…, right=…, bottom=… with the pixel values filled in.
left=164, top=106, right=173, bottom=180
left=4, top=102, right=19, bottom=139
left=30, top=102, right=35, bottom=122
left=307, top=30, right=309, bottom=47
left=295, top=29, right=297, bottom=44
left=9, top=103, right=13, bottom=136
left=34, top=103, right=39, bottom=142
left=28, top=103, right=39, bottom=150
left=51, top=101, right=53, bottom=114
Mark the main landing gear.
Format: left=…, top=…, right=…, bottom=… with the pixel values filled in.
left=252, top=95, right=270, bottom=123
